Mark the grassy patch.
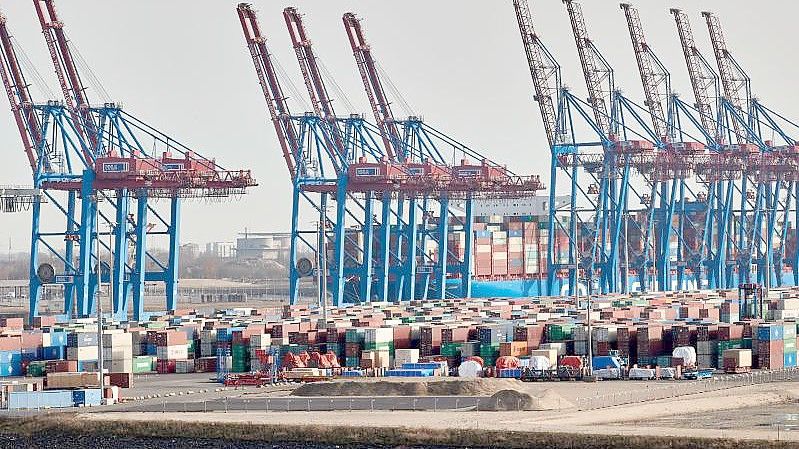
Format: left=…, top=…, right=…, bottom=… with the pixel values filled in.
left=0, top=414, right=797, bottom=449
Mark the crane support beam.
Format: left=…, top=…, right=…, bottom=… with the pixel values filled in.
left=0, top=14, right=42, bottom=172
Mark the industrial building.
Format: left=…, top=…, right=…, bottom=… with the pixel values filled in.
left=236, top=232, right=291, bottom=262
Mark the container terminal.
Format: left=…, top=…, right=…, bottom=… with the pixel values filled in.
left=0, top=0, right=798, bottom=446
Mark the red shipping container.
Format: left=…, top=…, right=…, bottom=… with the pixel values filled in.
left=156, top=359, right=177, bottom=374
left=155, top=330, right=187, bottom=346
left=194, top=357, right=217, bottom=373
left=107, top=372, right=133, bottom=388
left=0, top=337, right=21, bottom=351
left=46, top=360, right=78, bottom=373
left=757, top=340, right=784, bottom=370
left=33, top=316, right=58, bottom=328
left=0, top=318, right=23, bottom=329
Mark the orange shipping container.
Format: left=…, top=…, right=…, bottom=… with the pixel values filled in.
left=499, top=341, right=528, bottom=357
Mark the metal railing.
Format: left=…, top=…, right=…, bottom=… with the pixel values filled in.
left=575, top=368, right=799, bottom=410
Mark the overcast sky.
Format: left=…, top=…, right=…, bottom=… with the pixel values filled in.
left=0, top=0, right=793, bottom=252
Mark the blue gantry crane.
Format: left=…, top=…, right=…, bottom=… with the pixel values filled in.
left=238, top=3, right=544, bottom=306
left=0, top=1, right=255, bottom=322
left=513, top=0, right=799, bottom=297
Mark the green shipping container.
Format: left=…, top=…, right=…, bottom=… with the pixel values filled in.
left=441, top=342, right=462, bottom=357
left=26, top=361, right=46, bottom=377
left=133, top=356, right=155, bottom=373
left=345, top=357, right=360, bottom=368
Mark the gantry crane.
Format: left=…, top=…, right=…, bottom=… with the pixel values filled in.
left=1, top=2, right=255, bottom=321
left=703, top=11, right=798, bottom=289
left=239, top=3, right=544, bottom=305
left=671, top=8, right=743, bottom=290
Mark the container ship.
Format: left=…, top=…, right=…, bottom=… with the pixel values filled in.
left=333, top=194, right=799, bottom=302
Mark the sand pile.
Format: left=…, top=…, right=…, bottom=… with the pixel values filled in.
left=292, top=379, right=525, bottom=397
left=482, top=389, right=571, bottom=411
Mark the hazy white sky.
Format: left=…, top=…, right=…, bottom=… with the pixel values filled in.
left=0, top=0, right=793, bottom=251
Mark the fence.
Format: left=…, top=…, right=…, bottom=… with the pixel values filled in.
left=574, top=367, right=799, bottom=410
left=148, top=396, right=488, bottom=414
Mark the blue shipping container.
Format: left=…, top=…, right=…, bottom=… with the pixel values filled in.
left=498, top=368, right=523, bottom=378
left=71, top=390, right=85, bottom=405
left=785, top=351, right=797, bottom=368
left=758, top=325, right=784, bottom=341
left=385, top=369, right=435, bottom=377
left=592, top=356, right=622, bottom=370
left=39, top=346, right=66, bottom=361
left=0, top=361, right=23, bottom=377
left=8, top=391, right=75, bottom=409
left=401, top=363, right=440, bottom=370
left=146, top=343, right=157, bottom=356
left=77, top=360, right=97, bottom=372
left=48, top=331, right=68, bottom=347
left=216, top=328, right=232, bottom=342
left=0, top=351, right=20, bottom=365
left=20, top=349, right=37, bottom=362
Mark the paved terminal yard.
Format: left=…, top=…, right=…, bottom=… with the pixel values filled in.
left=79, top=379, right=799, bottom=443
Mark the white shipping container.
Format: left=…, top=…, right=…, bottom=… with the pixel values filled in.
left=393, top=348, right=419, bottom=366
left=200, top=330, right=217, bottom=343
left=364, top=327, right=393, bottom=343
left=67, top=346, right=98, bottom=361
left=200, top=342, right=215, bottom=357
left=103, top=359, right=133, bottom=373
left=156, top=344, right=189, bottom=360
left=102, top=332, right=133, bottom=347
left=777, top=298, right=799, bottom=311
left=539, top=342, right=566, bottom=356
left=175, top=359, right=195, bottom=374
left=530, top=349, right=558, bottom=366
left=723, top=349, right=752, bottom=368
left=361, top=350, right=391, bottom=369
left=249, top=334, right=272, bottom=349
left=102, top=347, right=133, bottom=361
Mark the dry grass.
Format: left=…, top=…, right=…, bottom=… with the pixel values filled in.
left=1, top=414, right=798, bottom=449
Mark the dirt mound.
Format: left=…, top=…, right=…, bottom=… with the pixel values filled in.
left=482, top=389, right=571, bottom=411
left=292, top=379, right=524, bottom=397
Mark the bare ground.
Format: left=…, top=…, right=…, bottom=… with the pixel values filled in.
left=85, top=381, right=799, bottom=442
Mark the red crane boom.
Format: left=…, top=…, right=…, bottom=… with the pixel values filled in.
left=621, top=3, right=668, bottom=142
left=33, top=0, right=97, bottom=158
left=563, top=0, right=612, bottom=137
left=0, top=13, right=41, bottom=172
left=513, top=0, right=560, bottom=148
left=670, top=9, right=720, bottom=143
left=283, top=7, right=345, bottom=165
left=236, top=3, right=299, bottom=178
left=702, top=11, right=750, bottom=144
left=342, top=12, right=400, bottom=161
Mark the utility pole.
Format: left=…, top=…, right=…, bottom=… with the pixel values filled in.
left=587, top=279, right=593, bottom=376
left=93, top=194, right=105, bottom=397
left=317, top=219, right=328, bottom=324
left=623, top=213, right=629, bottom=294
